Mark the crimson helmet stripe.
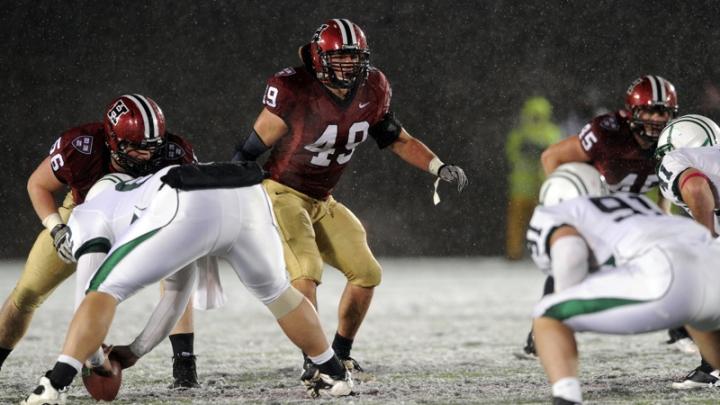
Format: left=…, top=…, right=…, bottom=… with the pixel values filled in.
left=333, top=18, right=357, bottom=46
left=122, top=94, right=159, bottom=140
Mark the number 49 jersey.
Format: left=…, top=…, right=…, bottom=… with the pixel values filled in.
left=577, top=111, right=658, bottom=193
left=262, top=66, right=392, bottom=200
left=526, top=194, right=712, bottom=274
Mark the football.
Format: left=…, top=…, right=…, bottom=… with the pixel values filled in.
left=81, top=359, right=122, bottom=401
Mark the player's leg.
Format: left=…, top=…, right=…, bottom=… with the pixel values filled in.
left=315, top=198, right=381, bottom=371
left=0, top=194, right=75, bottom=371
left=164, top=280, right=199, bottom=389
left=533, top=316, right=581, bottom=405
left=224, top=187, right=352, bottom=397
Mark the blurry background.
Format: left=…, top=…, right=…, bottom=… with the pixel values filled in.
left=2, top=0, right=720, bottom=258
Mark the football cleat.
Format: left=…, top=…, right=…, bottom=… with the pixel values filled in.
left=552, top=396, right=581, bottom=405
left=300, top=357, right=319, bottom=382
left=523, top=330, right=537, bottom=357
left=666, top=327, right=699, bottom=354
left=169, top=353, right=200, bottom=389
left=301, top=368, right=353, bottom=398
left=340, top=356, right=364, bottom=373
left=671, top=366, right=719, bottom=390
left=21, top=375, right=67, bottom=405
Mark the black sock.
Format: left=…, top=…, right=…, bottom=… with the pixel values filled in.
left=317, top=355, right=345, bottom=377
left=48, top=361, right=78, bottom=390
left=332, top=332, right=353, bottom=359
left=700, top=357, right=714, bottom=372
left=169, top=333, right=194, bottom=357
left=0, top=346, right=11, bottom=369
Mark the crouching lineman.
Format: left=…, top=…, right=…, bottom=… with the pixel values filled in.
left=655, top=114, right=720, bottom=389
left=61, top=173, right=225, bottom=379
left=21, top=162, right=353, bottom=405
left=527, top=176, right=720, bottom=404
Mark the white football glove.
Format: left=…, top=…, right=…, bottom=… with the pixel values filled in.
left=50, top=224, right=74, bottom=263
left=438, top=164, right=468, bottom=192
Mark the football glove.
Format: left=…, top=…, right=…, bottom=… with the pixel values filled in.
left=50, top=224, right=73, bottom=263
left=438, top=164, right=468, bottom=192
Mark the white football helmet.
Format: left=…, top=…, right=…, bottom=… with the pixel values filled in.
left=655, top=114, right=720, bottom=159
left=539, top=162, right=609, bottom=206
left=85, top=173, right=134, bottom=201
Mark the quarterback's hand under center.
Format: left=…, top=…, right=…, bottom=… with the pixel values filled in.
left=438, top=164, right=468, bottom=192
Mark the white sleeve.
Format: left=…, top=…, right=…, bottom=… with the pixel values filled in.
left=550, top=235, right=590, bottom=291
left=129, top=262, right=198, bottom=358
left=657, top=151, right=692, bottom=206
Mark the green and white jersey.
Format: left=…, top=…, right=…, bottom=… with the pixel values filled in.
left=527, top=193, right=713, bottom=274
left=658, top=146, right=720, bottom=212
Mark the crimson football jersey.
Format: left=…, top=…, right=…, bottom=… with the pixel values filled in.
left=262, top=66, right=392, bottom=200
left=49, top=122, right=196, bottom=204
left=577, top=111, right=658, bottom=193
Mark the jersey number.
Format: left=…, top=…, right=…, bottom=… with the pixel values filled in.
left=608, top=173, right=659, bottom=193
left=589, top=194, right=663, bottom=222
left=49, top=138, right=64, bottom=171
left=305, top=122, right=369, bottom=167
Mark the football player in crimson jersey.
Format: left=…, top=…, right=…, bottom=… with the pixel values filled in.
left=520, top=76, right=681, bottom=357
left=0, top=95, right=201, bottom=388
left=232, top=19, right=468, bottom=375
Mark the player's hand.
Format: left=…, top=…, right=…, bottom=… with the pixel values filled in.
left=438, top=164, right=468, bottom=192
left=50, top=224, right=73, bottom=263
left=110, top=345, right=140, bottom=369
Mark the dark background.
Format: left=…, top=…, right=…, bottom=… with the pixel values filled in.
left=2, top=1, right=720, bottom=259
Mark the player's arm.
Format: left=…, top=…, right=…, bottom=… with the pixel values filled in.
left=232, top=108, right=288, bottom=161
left=388, top=128, right=468, bottom=191
left=678, top=168, right=718, bottom=236
left=547, top=225, right=590, bottom=291
left=540, top=136, right=591, bottom=175
left=27, top=155, right=65, bottom=224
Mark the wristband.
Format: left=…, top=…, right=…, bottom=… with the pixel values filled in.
left=428, top=157, right=444, bottom=176
left=42, top=212, right=63, bottom=231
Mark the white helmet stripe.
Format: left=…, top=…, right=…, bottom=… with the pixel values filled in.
left=646, top=75, right=659, bottom=102
left=341, top=18, right=357, bottom=44
left=123, top=94, right=158, bottom=140
left=333, top=19, right=348, bottom=44
left=656, top=75, right=669, bottom=102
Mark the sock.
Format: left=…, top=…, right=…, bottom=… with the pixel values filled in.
left=48, top=356, right=82, bottom=390
left=0, top=346, right=12, bottom=369
left=700, top=357, right=714, bottom=372
left=552, top=377, right=582, bottom=403
left=309, top=348, right=335, bottom=365
left=331, top=332, right=353, bottom=359
left=316, top=355, right=345, bottom=377
left=169, top=333, right=194, bottom=357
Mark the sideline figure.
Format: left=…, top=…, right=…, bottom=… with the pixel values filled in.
left=232, top=19, right=467, bottom=375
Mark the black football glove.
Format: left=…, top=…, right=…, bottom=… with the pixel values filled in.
left=438, top=164, right=468, bottom=192
left=50, top=224, right=73, bottom=263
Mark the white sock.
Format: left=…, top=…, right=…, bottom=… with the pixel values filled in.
left=57, top=354, right=83, bottom=373
left=309, top=348, right=335, bottom=365
left=552, top=377, right=582, bottom=403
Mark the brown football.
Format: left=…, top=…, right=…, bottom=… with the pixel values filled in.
left=81, top=358, right=122, bottom=401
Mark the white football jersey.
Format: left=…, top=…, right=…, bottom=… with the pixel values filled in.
left=67, top=166, right=178, bottom=259
left=658, top=146, right=720, bottom=225
left=526, top=193, right=712, bottom=274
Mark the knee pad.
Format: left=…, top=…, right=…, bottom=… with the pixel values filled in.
left=12, top=287, right=46, bottom=312
left=348, top=265, right=382, bottom=288
left=267, top=287, right=305, bottom=319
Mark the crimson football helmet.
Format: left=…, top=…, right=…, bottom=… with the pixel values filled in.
left=309, top=19, right=370, bottom=89
left=625, top=75, right=679, bottom=140
left=103, top=94, right=167, bottom=176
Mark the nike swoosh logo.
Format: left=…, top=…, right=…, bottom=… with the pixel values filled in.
left=359, top=102, right=371, bottom=109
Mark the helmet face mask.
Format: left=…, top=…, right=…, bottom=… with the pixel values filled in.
left=103, top=94, right=167, bottom=176
left=625, top=75, right=679, bottom=143
left=310, top=19, right=370, bottom=89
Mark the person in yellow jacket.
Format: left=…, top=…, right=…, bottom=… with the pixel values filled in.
left=505, top=97, right=561, bottom=260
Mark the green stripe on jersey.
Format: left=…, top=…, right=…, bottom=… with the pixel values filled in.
left=87, top=228, right=161, bottom=292
left=543, top=297, right=645, bottom=321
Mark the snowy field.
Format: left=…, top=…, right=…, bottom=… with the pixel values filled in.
left=0, top=258, right=717, bottom=404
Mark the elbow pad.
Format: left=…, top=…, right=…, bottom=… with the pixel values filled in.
left=369, top=111, right=402, bottom=149
left=550, top=235, right=589, bottom=292
left=232, top=129, right=269, bottom=161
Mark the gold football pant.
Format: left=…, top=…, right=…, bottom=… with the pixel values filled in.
left=263, top=179, right=382, bottom=287
left=12, top=192, right=76, bottom=311
left=506, top=195, right=537, bottom=261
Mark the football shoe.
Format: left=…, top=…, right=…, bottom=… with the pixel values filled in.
left=21, top=375, right=67, bottom=405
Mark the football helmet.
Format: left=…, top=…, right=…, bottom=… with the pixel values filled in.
left=654, top=114, right=720, bottom=160
left=539, top=162, right=609, bottom=206
left=103, top=94, right=167, bottom=176
left=309, top=19, right=370, bottom=89
left=625, top=75, right=679, bottom=140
